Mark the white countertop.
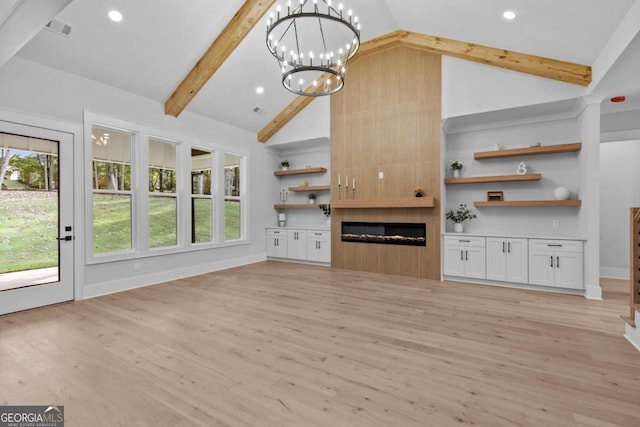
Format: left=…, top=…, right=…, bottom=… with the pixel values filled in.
left=267, top=226, right=331, bottom=231
left=442, top=232, right=587, bottom=241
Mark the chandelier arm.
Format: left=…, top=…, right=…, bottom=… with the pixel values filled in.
left=317, top=16, right=328, bottom=58
left=293, top=20, right=301, bottom=60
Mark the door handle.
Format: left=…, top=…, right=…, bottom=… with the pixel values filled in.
left=57, top=236, right=73, bottom=241
left=502, top=242, right=505, bottom=253
left=460, top=250, right=464, bottom=261
left=556, top=256, right=560, bottom=268
left=508, top=242, right=511, bottom=253
left=465, top=250, right=468, bottom=261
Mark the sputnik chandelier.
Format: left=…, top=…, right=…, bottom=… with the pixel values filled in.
left=266, top=0, right=361, bottom=96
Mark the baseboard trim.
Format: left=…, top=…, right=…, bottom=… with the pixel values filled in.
left=82, top=254, right=267, bottom=299
left=624, top=321, right=640, bottom=353
left=600, top=267, right=630, bottom=280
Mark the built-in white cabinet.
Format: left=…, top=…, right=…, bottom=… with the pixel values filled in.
left=266, top=228, right=288, bottom=258
left=486, top=237, right=528, bottom=284
left=266, top=228, right=330, bottom=264
left=528, top=239, right=583, bottom=289
left=307, top=230, right=331, bottom=263
left=443, top=236, right=486, bottom=279
left=287, top=230, right=307, bottom=260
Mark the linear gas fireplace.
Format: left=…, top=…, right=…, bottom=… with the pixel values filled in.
left=341, top=222, right=426, bottom=246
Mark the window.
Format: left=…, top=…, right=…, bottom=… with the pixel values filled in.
left=148, top=138, right=177, bottom=248
left=191, top=149, right=213, bottom=244
left=91, top=126, right=132, bottom=254
left=224, top=154, right=242, bottom=241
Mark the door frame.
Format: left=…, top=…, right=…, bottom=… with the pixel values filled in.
left=0, top=107, right=84, bottom=309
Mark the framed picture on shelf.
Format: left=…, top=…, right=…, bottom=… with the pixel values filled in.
left=487, top=191, right=504, bottom=201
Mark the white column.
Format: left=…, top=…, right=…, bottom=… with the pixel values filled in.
left=578, top=96, right=602, bottom=300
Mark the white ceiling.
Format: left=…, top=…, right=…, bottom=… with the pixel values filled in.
left=8, top=0, right=640, bottom=133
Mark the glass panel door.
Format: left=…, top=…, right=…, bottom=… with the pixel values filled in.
left=0, top=121, right=74, bottom=314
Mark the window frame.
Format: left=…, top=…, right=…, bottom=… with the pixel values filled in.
left=84, top=111, right=250, bottom=265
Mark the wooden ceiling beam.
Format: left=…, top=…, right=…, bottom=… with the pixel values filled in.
left=394, top=30, right=592, bottom=87
left=258, top=30, right=592, bottom=143
left=165, top=0, right=275, bottom=117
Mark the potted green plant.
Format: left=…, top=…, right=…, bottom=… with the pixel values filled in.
left=280, top=160, right=290, bottom=171
left=319, top=204, right=331, bottom=227
left=307, top=193, right=316, bottom=204
left=450, top=160, right=463, bottom=178
left=445, top=203, right=476, bottom=233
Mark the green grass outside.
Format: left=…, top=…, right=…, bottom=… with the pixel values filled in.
left=0, top=192, right=58, bottom=272
left=1, top=192, right=241, bottom=273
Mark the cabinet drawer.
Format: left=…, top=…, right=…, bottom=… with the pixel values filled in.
left=267, top=228, right=287, bottom=238
left=444, top=236, right=485, bottom=247
left=529, top=239, right=583, bottom=253
left=307, top=230, right=330, bottom=240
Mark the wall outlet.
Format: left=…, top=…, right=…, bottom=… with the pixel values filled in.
left=552, top=220, right=559, bottom=228
left=378, top=171, right=384, bottom=179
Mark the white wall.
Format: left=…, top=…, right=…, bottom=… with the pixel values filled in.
left=444, top=117, right=583, bottom=236
left=600, top=139, right=640, bottom=279
left=442, top=57, right=587, bottom=119
left=0, top=56, right=277, bottom=298
left=268, top=146, right=331, bottom=230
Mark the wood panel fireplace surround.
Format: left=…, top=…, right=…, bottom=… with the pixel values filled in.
left=330, top=45, right=441, bottom=280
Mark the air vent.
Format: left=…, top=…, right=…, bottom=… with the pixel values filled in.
left=253, top=106, right=262, bottom=113
left=45, top=19, right=72, bottom=37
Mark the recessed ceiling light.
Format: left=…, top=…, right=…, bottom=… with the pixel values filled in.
left=108, top=10, right=123, bottom=23
left=503, top=10, right=517, bottom=20
left=256, top=86, right=264, bottom=94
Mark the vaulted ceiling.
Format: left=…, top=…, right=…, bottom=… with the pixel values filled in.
left=3, top=0, right=639, bottom=135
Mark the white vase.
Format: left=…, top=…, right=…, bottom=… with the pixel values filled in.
left=281, top=166, right=288, bottom=171
left=308, top=199, right=315, bottom=204
left=554, top=186, right=570, bottom=200
left=453, top=170, right=460, bottom=178
left=454, top=223, right=464, bottom=233
left=326, top=218, right=331, bottom=228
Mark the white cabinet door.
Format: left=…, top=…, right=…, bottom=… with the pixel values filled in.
left=486, top=238, right=507, bottom=281
left=465, top=246, right=486, bottom=279
left=266, top=229, right=288, bottom=258
left=528, top=240, right=583, bottom=289
left=287, top=230, right=307, bottom=260
left=505, top=239, right=528, bottom=284
left=529, top=249, right=555, bottom=287
left=554, top=252, right=583, bottom=289
left=443, top=237, right=485, bottom=278
left=443, top=245, right=466, bottom=277
left=307, top=231, right=330, bottom=263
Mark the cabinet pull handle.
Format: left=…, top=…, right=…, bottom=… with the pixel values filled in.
left=318, top=242, right=321, bottom=249
left=461, top=250, right=464, bottom=261
left=556, top=256, right=560, bottom=268
left=459, top=239, right=470, bottom=243
left=508, top=242, right=511, bottom=253
left=547, top=244, right=563, bottom=247
left=502, top=242, right=505, bottom=253
left=550, top=256, right=554, bottom=268
left=465, top=250, right=469, bottom=261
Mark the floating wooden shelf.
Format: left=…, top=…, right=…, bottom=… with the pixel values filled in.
left=333, top=197, right=435, bottom=209
left=274, top=167, right=327, bottom=176
left=474, top=200, right=582, bottom=207
left=288, top=185, right=330, bottom=192
left=445, top=173, right=542, bottom=184
left=274, top=204, right=322, bottom=209
left=474, top=142, right=582, bottom=160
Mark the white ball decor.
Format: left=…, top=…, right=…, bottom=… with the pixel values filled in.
left=554, top=186, right=570, bottom=200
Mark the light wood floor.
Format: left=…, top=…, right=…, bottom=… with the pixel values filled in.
left=1, top=263, right=639, bottom=426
